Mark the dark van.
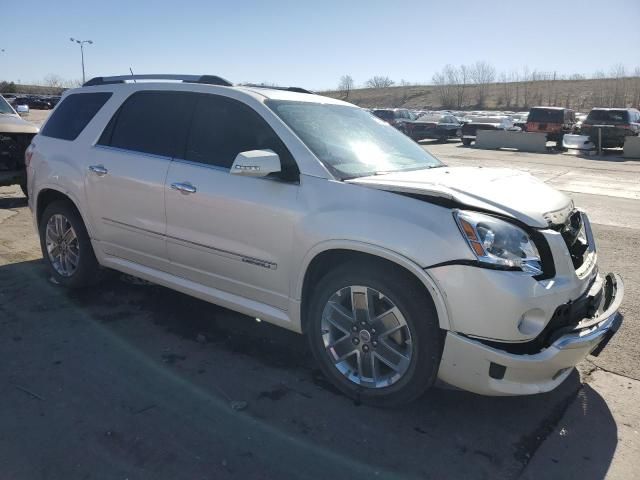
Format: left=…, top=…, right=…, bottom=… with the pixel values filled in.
left=581, top=108, right=640, bottom=148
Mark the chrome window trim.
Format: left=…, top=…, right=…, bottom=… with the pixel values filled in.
left=93, top=144, right=173, bottom=162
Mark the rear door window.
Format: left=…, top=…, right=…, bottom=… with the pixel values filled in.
left=184, top=94, right=299, bottom=179
left=41, top=92, right=112, bottom=141
left=99, top=91, right=195, bottom=157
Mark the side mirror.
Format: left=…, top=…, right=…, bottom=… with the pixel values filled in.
left=16, top=104, right=29, bottom=117
left=230, top=150, right=281, bottom=177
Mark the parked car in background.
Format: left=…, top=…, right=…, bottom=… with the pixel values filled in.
left=28, top=96, right=54, bottom=110
left=0, top=95, right=39, bottom=196
left=407, top=113, right=461, bottom=142
left=526, top=107, right=576, bottom=147
left=580, top=108, right=640, bottom=148
left=372, top=108, right=416, bottom=134
left=461, top=115, right=517, bottom=146
left=510, top=112, right=529, bottom=131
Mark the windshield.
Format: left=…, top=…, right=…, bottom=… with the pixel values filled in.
left=267, top=101, right=443, bottom=179
left=0, top=96, right=15, bottom=114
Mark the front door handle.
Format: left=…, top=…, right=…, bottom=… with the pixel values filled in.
left=88, top=165, right=108, bottom=176
left=170, top=182, right=197, bottom=194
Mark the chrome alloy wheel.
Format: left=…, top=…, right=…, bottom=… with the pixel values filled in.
left=320, top=285, right=413, bottom=388
left=45, top=214, right=80, bottom=277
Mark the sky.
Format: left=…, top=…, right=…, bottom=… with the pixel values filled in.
left=1, top=0, right=639, bottom=90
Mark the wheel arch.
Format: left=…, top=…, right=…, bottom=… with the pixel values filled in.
left=35, top=186, right=94, bottom=237
left=297, top=241, right=450, bottom=333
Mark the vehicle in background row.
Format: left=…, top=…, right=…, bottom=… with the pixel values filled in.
left=408, top=113, right=461, bottom=142
left=28, top=74, right=623, bottom=406
left=372, top=108, right=416, bottom=134
left=11, top=95, right=60, bottom=110
left=526, top=107, right=576, bottom=148
left=580, top=108, right=640, bottom=148
left=461, top=115, right=517, bottom=146
left=510, top=112, right=529, bottom=131
left=0, top=95, right=39, bottom=196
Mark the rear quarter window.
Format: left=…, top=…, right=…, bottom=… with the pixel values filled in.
left=41, top=92, right=112, bottom=141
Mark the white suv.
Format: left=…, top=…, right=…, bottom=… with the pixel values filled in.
left=27, top=74, right=623, bottom=406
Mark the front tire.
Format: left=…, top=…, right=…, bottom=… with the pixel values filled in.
left=39, top=200, right=101, bottom=288
left=307, top=262, right=442, bottom=407
left=462, top=138, right=473, bottom=146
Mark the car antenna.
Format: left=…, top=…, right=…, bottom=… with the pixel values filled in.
left=129, top=67, right=136, bottom=83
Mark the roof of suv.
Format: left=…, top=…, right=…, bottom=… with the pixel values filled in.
left=530, top=106, right=570, bottom=111
left=79, top=74, right=352, bottom=106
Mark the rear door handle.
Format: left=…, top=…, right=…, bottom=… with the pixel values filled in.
left=88, top=165, right=108, bottom=176
left=170, top=182, right=197, bottom=194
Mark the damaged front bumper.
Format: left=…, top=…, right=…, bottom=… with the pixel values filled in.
left=437, top=273, right=624, bottom=396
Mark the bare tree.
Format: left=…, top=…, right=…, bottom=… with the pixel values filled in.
left=522, top=66, right=531, bottom=108
left=511, top=70, right=520, bottom=108
left=338, top=75, right=354, bottom=99
left=632, top=67, right=640, bottom=107
left=470, top=61, right=496, bottom=107
left=592, top=70, right=607, bottom=106
left=432, top=67, right=455, bottom=107
left=455, top=65, right=470, bottom=108
left=64, top=78, right=83, bottom=88
left=43, top=74, right=64, bottom=89
left=499, top=72, right=513, bottom=108
left=610, top=63, right=627, bottom=106
left=365, top=76, right=395, bottom=88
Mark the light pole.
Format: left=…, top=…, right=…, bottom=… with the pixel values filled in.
left=70, top=38, right=93, bottom=84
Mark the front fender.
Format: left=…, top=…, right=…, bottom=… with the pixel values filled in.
left=294, top=241, right=451, bottom=332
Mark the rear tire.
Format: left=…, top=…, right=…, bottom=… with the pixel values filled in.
left=307, top=262, right=442, bottom=407
left=38, top=200, right=101, bottom=289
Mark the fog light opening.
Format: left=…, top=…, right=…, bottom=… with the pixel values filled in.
left=489, top=362, right=507, bottom=380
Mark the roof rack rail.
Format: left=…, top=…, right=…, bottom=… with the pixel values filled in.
left=243, top=84, right=315, bottom=95
left=83, top=74, right=233, bottom=87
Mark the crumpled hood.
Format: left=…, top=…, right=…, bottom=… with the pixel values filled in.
left=347, top=166, right=571, bottom=228
left=0, top=113, right=40, bottom=134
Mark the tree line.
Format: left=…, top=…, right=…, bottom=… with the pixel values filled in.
left=336, top=63, right=640, bottom=110
left=0, top=75, right=83, bottom=95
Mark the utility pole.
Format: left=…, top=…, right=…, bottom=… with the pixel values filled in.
left=70, top=38, right=93, bottom=84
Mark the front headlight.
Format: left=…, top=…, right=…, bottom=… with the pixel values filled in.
left=454, top=210, right=543, bottom=275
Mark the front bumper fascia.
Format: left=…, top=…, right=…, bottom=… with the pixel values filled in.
left=437, top=273, right=624, bottom=396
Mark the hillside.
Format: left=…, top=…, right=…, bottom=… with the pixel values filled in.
left=321, top=77, right=640, bottom=112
